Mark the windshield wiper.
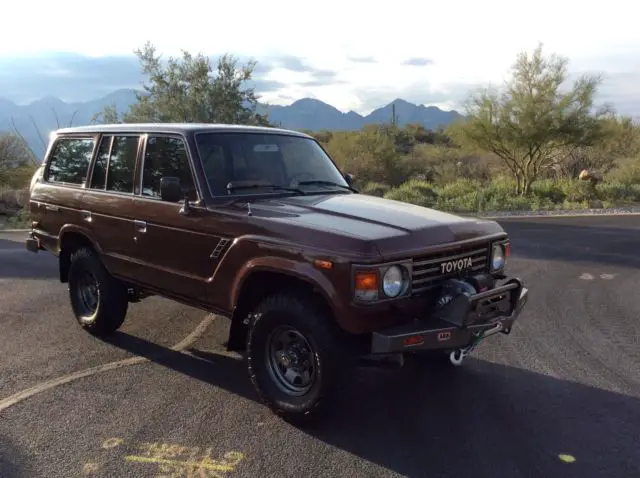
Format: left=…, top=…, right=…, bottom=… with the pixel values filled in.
left=226, top=182, right=306, bottom=195
left=296, top=180, right=359, bottom=193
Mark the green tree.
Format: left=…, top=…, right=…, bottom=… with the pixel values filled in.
left=93, top=42, right=270, bottom=126
left=449, top=43, right=609, bottom=195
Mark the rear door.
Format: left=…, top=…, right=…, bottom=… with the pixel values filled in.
left=128, top=133, right=220, bottom=301
left=81, top=133, right=141, bottom=280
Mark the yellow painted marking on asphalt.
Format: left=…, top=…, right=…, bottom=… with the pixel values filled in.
left=558, top=454, right=576, bottom=463
left=102, top=437, right=124, bottom=449
left=0, top=314, right=216, bottom=412
left=121, top=440, right=244, bottom=477
left=82, top=462, right=100, bottom=474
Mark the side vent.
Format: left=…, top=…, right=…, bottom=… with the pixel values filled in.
left=210, top=238, right=231, bottom=259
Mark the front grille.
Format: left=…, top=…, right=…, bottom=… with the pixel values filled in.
left=411, top=243, right=490, bottom=295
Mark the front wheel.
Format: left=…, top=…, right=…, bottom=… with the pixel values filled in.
left=246, top=292, right=346, bottom=426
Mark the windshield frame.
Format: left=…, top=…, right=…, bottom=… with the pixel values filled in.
left=192, top=130, right=351, bottom=201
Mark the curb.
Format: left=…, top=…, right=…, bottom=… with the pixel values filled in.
left=479, top=211, right=640, bottom=220
left=0, top=229, right=30, bottom=233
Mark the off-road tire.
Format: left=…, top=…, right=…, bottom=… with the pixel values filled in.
left=246, top=292, right=347, bottom=426
left=67, top=247, right=128, bottom=336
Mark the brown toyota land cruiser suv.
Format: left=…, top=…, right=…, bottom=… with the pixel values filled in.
left=26, top=123, right=529, bottom=424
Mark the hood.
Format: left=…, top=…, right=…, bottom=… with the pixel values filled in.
left=248, top=193, right=506, bottom=258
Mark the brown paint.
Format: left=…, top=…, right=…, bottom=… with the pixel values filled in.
left=28, top=123, right=509, bottom=338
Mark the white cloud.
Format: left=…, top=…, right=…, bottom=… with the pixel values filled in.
left=2, top=0, right=640, bottom=114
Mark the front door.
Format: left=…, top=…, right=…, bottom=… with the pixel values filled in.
left=129, top=133, right=221, bottom=302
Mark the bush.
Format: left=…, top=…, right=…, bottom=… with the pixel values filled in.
left=4, top=207, right=32, bottom=229
left=0, top=187, right=30, bottom=214
left=384, top=180, right=438, bottom=208
left=604, top=157, right=640, bottom=185
left=361, top=182, right=391, bottom=197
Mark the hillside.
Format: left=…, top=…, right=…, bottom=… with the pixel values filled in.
left=0, top=89, right=462, bottom=159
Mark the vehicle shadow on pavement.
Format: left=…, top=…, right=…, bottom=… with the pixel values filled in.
left=499, top=218, right=640, bottom=269
left=0, top=433, right=28, bottom=478
left=101, top=331, right=640, bottom=478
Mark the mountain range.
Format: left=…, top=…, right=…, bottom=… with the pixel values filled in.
left=0, top=89, right=462, bottom=160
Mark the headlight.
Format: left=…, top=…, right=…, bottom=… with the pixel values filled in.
left=491, top=244, right=505, bottom=270
left=382, top=265, right=406, bottom=297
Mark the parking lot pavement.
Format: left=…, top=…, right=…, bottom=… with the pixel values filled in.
left=1, top=215, right=639, bottom=478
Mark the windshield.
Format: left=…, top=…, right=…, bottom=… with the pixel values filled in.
left=194, top=132, right=350, bottom=196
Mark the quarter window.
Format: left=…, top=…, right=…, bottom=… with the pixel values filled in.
left=142, top=136, right=197, bottom=201
left=46, top=137, right=95, bottom=185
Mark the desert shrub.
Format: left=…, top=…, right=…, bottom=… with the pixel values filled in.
left=361, top=182, right=391, bottom=197
left=384, top=180, right=438, bottom=207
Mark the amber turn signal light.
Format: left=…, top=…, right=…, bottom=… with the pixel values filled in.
left=355, top=271, right=377, bottom=290
left=313, top=259, right=333, bottom=270
left=354, top=271, right=378, bottom=301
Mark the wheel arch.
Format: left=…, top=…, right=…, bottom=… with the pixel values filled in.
left=58, top=227, right=103, bottom=283
left=226, top=267, right=337, bottom=352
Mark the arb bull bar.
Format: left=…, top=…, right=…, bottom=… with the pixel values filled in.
left=370, top=277, right=529, bottom=361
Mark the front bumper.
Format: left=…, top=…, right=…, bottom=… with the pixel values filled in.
left=370, top=277, right=529, bottom=354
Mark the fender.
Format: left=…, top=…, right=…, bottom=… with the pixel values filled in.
left=205, top=234, right=352, bottom=323
left=58, top=224, right=103, bottom=255
left=57, top=225, right=107, bottom=282
left=229, top=256, right=342, bottom=316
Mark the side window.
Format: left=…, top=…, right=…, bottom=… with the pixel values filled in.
left=142, top=136, right=197, bottom=201
left=89, top=135, right=112, bottom=190
left=106, top=136, right=140, bottom=194
left=46, top=137, right=95, bottom=185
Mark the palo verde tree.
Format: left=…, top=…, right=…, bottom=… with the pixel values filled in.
left=449, top=43, right=609, bottom=195
left=93, top=42, right=270, bottom=126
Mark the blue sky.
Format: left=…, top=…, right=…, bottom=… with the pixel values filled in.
left=1, top=0, right=639, bottom=115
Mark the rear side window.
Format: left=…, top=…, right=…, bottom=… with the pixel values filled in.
left=46, top=137, right=95, bottom=185
left=141, top=135, right=197, bottom=201
left=105, top=135, right=140, bottom=194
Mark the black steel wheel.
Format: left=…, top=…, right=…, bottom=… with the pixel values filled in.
left=246, top=292, right=351, bottom=426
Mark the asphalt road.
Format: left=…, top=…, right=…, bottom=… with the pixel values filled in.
left=1, top=215, right=639, bottom=478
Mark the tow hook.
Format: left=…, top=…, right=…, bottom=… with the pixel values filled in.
left=448, top=321, right=504, bottom=366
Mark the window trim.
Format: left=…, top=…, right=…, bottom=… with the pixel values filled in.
left=137, top=132, right=202, bottom=204
left=192, top=130, right=349, bottom=201
left=42, top=134, right=99, bottom=188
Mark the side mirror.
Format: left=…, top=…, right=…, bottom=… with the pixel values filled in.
left=160, top=176, right=182, bottom=202
left=344, top=173, right=354, bottom=186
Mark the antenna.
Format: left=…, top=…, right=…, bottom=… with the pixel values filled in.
left=247, top=202, right=253, bottom=216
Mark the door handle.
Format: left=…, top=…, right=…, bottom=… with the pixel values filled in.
left=45, top=205, right=59, bottom=212
left=134, top=220, right=147, bottom=233
left=82, top=210, right=92, bottom=223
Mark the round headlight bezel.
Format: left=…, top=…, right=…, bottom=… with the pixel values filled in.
left=491, top=244, right=506, bottom=270
left=382, top=265, right=407, bottom=298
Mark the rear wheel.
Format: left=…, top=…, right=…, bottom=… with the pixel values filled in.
left=246, top=292, right=348, bottom=426
left=67, top=247, right=128, bottom=336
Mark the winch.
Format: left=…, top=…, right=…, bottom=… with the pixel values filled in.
left=433, top=273, right=496, bottom=327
